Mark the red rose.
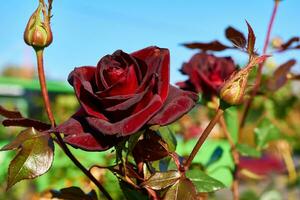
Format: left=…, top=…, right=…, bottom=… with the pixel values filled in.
left=56, top=46, right=198, bottom=151
left=177, top=53, right=237, bottom=98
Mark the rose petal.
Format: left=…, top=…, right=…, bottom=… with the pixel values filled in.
left=96, top=50, right=139, bottom=96
left=55, top=110, right=121, bottom=151
left=86, top=94, right=163, bottom=136
left=68, top=66, right=96, bottom=85
left=131, top=46, right=170, bottom=103
left=68, top=67, right=109, bottom=119
left=148, top=85, right=198, bottom=125
left=105, top=74, right=155, bottom=112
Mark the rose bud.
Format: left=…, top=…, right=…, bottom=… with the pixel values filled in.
left=220, top=55, right=268, bottom=106
left=24, top=1, right=53, bottom=50
left=176, top=53, right=237, bottom=99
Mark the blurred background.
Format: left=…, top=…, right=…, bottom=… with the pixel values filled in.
left=0, top=0, right=300, bottom=199
left=0, top=0, right=300, bottom=83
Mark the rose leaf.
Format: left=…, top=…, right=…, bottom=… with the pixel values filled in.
left=3, top=128, right=54, bottom=190
left=158, top=126, right=177, bottom=152
left=162, top=177, right=197, bottom=200
left=182, top=41, right=230, bottom=51
left=225, top=26, right=246, bottom=49
left=185, top=169, right=225, bottom=193
left=246, top=20, right=256, bottom=55
left=236, top=143, right=261, bottom=158
left=132, top=131, right=169, bottom=163
left=120, top=181, right=148, bottom=200
left=204, top=146, right=223, bottom=167
left=0, top=105, right=22, bottom=118
left=254, top=118, right=282, bottom=149
left=51, top=186, right=97, bottom=200
left=267, top=59, right=296, bottom=92
left=280, top=37, right=299, bottom=50
left=2, top=118, right=51, bottom=131
left=141, top=170, right=180, bottom=190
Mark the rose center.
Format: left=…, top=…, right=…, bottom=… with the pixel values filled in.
left=104, top=61, right=125, bottom=86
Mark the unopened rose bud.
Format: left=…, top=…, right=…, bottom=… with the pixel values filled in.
left=24, top=2, right=52, bottom=50
left=220, top=55, right=268, bottom=106
left=271, top=37, right=283, bottom=49
left=220, top=71, right=248, bottom=106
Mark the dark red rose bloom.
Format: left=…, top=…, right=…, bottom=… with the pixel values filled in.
left=176, top=53, right=237, bottom=98
left=56, top=46, right=198, bottom=151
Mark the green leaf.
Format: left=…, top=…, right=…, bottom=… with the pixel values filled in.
left=141, top=170, right=180, bottom=190
left=254, top=119, right=282, bottom=149
left=224, top=107, right=239, bottom=143
left=1, top=128, right=37, bottom=151
left=51, top=186, right=98, bottom=200
left=186, top=169, right=225, bottom=193
left=151, top=157, right=171, bottom=172
left=236, top=143, right=261, bottom=158
left=176, top=139, right=234, bottom=187
left=158, top=126, right=177, bottom=152
left=5, top=128, right=54, bottom=190
left=163, top=178, right=197, bottom=200
left=120, top=181, right=148, bottom=200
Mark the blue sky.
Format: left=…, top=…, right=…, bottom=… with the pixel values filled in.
left=0, top=0, right=299, bottom=84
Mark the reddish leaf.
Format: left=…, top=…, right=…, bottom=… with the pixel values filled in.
left=267, top=59, right=296, bottom=91
left=132, top=130, right=169, bottom=163
left=225, top=26, right=246, bottom=48
left=246, top=21, right=256, bottom=55
left=2, top=118, right=51, bottom=131
left=2, top=128, right=54, bottom=190
left=141, top=170, right=180, bottom=190
left=291, top=74, right=300, bottom=80
left=163, top=177, right=197, bottom=200
left=0, top=105, right=22, bottom=118
left=182, top=40, right=230, bottom=51
left=280, top=37, right=299, bottom=50
left=51, top=187, right=97, bottom=200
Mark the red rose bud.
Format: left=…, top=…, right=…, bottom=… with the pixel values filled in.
left=24, top=1, right=53, bottom=50
left=220, top=55, right=269, bottom=106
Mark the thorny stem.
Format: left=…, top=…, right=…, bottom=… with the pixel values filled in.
left=240, top=0, right=280, bottom=129
left=184, top=108, right=224, bottom=170
left=35, top=49, right=113, bottom=200
left=219, top=116, right=240, bottom=200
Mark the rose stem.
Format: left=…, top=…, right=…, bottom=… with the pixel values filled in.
left=35, top=49, right=113, bottom=200
left=240, top=0, right=280, bottom=129
left=184, top=108, right=224, bottom=170
left=219, top=116, right=240, bottom=200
